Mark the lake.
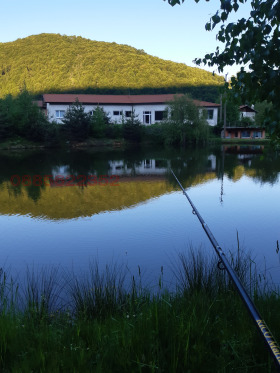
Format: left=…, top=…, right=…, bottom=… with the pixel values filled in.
left=0, top=144, right=280, bottom=290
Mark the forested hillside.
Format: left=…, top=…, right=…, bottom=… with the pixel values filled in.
left=0, top=33, right=224, bottom=101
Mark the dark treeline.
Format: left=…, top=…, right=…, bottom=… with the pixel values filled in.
left=0, top=33, right=223, bottom=101
left=38, top=85, right=221, bottom=103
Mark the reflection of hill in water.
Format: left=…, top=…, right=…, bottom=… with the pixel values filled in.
left=0, top=172, right=219, bottom=220
left=0, top=161, right=268, bottom=220
left=231, top=166, right=257, bottom=181
left=1, top=177, right=173, bottom=220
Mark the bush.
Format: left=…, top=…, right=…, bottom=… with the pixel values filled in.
left=106, top=123, right=123, bottom=139
left=142, top=123, right=165, bottom=144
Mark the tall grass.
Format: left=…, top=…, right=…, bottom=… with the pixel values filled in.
left=0, top=249, right=279, bottom=372
left=66, top=261, right=129, bottom=319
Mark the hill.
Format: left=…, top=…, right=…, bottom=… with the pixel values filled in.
left=0, top=33, right=224, bottom=101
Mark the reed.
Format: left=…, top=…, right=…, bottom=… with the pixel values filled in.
left=0, top=250, right=279, bottom=372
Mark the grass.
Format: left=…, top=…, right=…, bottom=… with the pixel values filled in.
left=0, top=250, right=280, bottom=372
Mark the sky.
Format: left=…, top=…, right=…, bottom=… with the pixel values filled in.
left=0, top=0, right=251, bottom=78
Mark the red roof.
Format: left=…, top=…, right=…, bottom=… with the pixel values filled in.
left=239, top=105, right=256, bottom=112
left=43, top=94, right=220, bottom=107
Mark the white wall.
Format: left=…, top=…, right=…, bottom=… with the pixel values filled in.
left=240, top=111, right=255, bottom=119
left=46, top=103, right=219, bottom=126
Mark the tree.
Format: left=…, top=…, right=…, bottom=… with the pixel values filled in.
left=61, top=100, right=90, bottom=141
left=90, top=106, right=111, bottom=138
left=0, top=95, right=15, bottom=140
left=165, top=0, right=280, bottom=142
left=163, top=94, right=209, bottom=145
left=13, top=90, right=50, bottom=141
left=255, top=101, right=273, bottom=128
left=123, top=110, right=142, bottom=142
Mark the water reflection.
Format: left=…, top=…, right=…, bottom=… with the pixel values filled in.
left=0, top=144, right=280, bottom=287
left=0, top=145, right=279, bottom=220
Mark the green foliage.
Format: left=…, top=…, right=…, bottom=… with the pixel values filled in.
left=255, top=101, right=273, bottom=128
left=90, top=106, right=110, bottom=138
left=142, top=123, right=165, bottom=144
left=105, top=123, right=123, bottom=139
left=0, top=252, right=279, bottom=372
left=123, top=111, right=143, bottom=142
left=0, top=95, right=14, bottom=140
left=167, top=0, right=280, bottom=142
left=61, top=100, right=91, bottom=141
left=218, top=95, right=240, bottom=127
left=0, top=91, right=57, bottom=143
left=162, top=95, right=209, bottom=145
left=13, top=90, right=49, bottom=142
left=0, top=33, right=224, bottom=102
left=239, top=116, right=256, bottom=128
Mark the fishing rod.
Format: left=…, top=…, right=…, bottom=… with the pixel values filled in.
left=171, top=169, right=280, bottom=370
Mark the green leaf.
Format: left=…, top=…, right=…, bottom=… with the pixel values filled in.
left=233, top=3, right=239, bottom=12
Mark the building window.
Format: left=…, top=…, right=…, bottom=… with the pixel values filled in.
left=241, top=130, right=250, bottom=138
left=155, top=111, right=164, bottom=121
left=125, top=111, right=132, bottom=118
left=207, top=109, right=214, bottom=120
left=55, top=110, right=65, bottom=119
left=113, top=111, right=123, bottom=116
left=254, top=131, right=262, bottom=138
left=144, top=159, right=152, bottom=168
left=143, top=111, right=151, bottom=124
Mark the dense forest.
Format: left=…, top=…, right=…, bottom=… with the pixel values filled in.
left=0, top=33, right=224, bottom=101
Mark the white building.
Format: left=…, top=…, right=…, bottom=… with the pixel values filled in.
left=42, top=94, right=220, bottom=126
left=239, top=105, right=257, bottom=120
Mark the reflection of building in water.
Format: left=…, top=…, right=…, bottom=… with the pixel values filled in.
left=50, top=156, right=218, bottom=180
left=51, top=165, right=71, bottom=178
left=109, top=156, right=217, bottom=175
left=224, top=145, right=264, bottom=154
left=207, top=155, right=216, bottom=171
left=224, top=145, right=264, bottom=167
left=108, top=159, right=170, bottom=175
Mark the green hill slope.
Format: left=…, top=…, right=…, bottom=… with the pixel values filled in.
left=0, top=33, right=224, bottom=100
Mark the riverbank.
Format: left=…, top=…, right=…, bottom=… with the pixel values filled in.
left=0, top=135, right=272, bottom=151
left=0, top=137, right=126, bottom=150
left=1, top=251, right=279, bottom=372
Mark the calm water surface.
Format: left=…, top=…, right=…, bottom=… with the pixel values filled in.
left=0, top=144, right=280, bottom=288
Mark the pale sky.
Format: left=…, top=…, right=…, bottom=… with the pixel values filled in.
left=0, top=0, right=251, bottom=78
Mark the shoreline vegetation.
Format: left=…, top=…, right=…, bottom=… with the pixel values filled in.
left=0, top=138, right=271, bottom=150
left=0, top=91, right=271, bottom=152
left=0, top=137, right=270, bottom=151
left=1, top=249, right=280, bottom=372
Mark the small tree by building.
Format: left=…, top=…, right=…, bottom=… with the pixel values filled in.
left=123, top=110, right=142, bottom=142
left=90, top=107, right=111, bottom=138
left=163, top=95, right=209, bottom=146
left=61, top=100, right=90, bottom=141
